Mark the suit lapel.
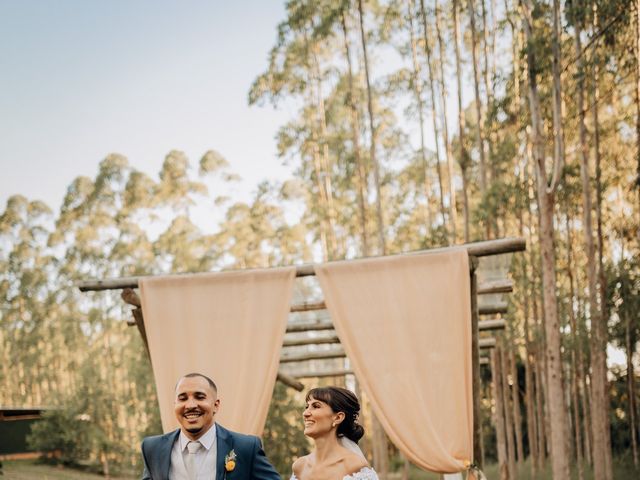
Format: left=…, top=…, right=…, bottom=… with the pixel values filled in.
left=161, top=430, right=180, bottom=480
left=216, top=424, right=233, bottom=480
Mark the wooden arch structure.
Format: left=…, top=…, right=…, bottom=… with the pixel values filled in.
left=79, top=236, right=526, bottom=470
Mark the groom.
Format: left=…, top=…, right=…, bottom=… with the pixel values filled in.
left=141, top=372, right=280, bottom=480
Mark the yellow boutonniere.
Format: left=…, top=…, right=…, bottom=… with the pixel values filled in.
left=225, top=449, right=237, bottom=472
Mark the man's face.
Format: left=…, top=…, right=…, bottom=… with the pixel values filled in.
left=174, top=375, right=219, bottom=440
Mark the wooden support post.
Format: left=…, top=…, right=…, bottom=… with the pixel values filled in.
left=122, top=289, right=150, bottom=361
left=276, top=372, right=304, bottom=391
left=470, top=255, right=483, bottom=468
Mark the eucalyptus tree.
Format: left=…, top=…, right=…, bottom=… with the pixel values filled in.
left=339, top=4, right=370, bottom=254
left=405, top=0, right=437, bottom=231
left=213, top=181, right=310, bottom=269
left=433, top=0, right=458, bottom=241
left=415, top=0, right=448, bottom=232
left=636, top=0, right=640, bottom=217
left=608, top=259, right=640, bottom=467
left=0, top=195, right=59, bottom=406
left=563, top=2, right=611, bottom=477
left=452, top=0, right=471, bottom=240
left=521, top=0, right=571, bottom=477
left=357, top=0, right=387, bottom=255
left=466, top=0, right=488, bottom=195
left=250, top=0, right=342, bottom=260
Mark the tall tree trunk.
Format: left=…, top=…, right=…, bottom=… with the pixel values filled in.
left=509, top=349, right=524, bottom=464
left=569, top=20, right=594, bottom=468
left=565, top=213, right=585, bottom=480
left=302, top=31, right=332, bottom=260
left=593, top=62, right=613, bottom=480
left=310, top=42, right=339, bottom=259
left=479, top=0, right=495, bottom=189
left=578, top=294, right=593, bottom=466
left=357, top=0, right=385, bottom=256
left=626, top=307, right=639, bottom=467
left=492, top=345, right=509, bottom=480
left=587, top=6, right=612, bottom=479
left=525, top=338, right=538, bottom=473
left=530, top=252, right=547, bottom=470
left=340, top=10, right=370, bottom=256
left=357, top=3, right=389, bottom=476
left=550, top=0, right=565, bottom=190
left=452, top=0, right=470, bottom=241
left=521, top=1, right=570, bottom=477
left=434, top=0, right=458, bottom=242
left=408, top=0, right=434, bottom=231
left=534, top=342, right=547, bottom=469
left=534, top=80, right=570, bottom=480
left=466, top=0, right=488, bottom=193
left=501, top=342, right=517, bottom=477
left=523, top=258, right=538, bottom=474
left=636, top=0, right=640, bottom=232
left=508, top=14, right=525, bottom=466
left=480, top=0, right=492, bottom=105
left=418, top=0, right=448, bottom=230
left=309, top=119, right=332, bottom=260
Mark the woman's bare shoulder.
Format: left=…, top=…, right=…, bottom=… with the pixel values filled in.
left=292, top=455, right=310, bottom=477
left=342, top=452, right=369, bottom=475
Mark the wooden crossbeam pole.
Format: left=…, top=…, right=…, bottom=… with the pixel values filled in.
left=479, top=303, right=508, bottom=315
left=78, top=237, right=525, bottom=292
left=286, top=321, right=334, bottom=333
left=477, top=279, right=513, bottom=294
left=280, top=348, right=346, bottom=363
left=283, top=335, right=340, bottom=347
left=479, top=337, right=497, bottom=349
left=292, top=369, right=354, bottom=379
left=479, top=318, right=507, bottom=331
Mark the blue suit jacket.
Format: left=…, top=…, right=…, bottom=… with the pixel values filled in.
left=141, top=424, right=280, bottom=480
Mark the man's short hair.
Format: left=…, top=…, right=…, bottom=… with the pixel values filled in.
left=177, top=372, right=218, bottom=392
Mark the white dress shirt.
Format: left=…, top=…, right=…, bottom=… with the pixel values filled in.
left=169, top=424, right=217, bottom=480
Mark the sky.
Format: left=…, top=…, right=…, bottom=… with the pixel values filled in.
left=0, top=0, right=294, bottom=215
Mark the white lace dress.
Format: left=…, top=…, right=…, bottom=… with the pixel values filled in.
left=290, top=467, right=379, bottom=480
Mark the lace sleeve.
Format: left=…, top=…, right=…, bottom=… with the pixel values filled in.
left=344, top=467, right=379, bottom=480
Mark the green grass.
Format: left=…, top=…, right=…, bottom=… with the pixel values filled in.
left=3, top=456, right=639, bottom=479
left=402, top=456, right=639, bottom=480
left=1, top=460, right=136, bottom=479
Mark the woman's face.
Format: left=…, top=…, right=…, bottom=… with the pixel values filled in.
left=303, top=395, right=340, bottom=438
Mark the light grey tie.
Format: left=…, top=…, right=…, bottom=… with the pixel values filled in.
left=185, top=441, right=202, bottom=480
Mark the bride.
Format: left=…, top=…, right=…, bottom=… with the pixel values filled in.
left=291, top=386, right=378, bottom=480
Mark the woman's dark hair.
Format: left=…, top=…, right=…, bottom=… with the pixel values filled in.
left=306, top=386, right=365, bottom=443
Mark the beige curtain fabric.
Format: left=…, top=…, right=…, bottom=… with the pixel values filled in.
left=139, top=267, right=296, bottom=436
left=315, top=249, right=473, bottom=473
